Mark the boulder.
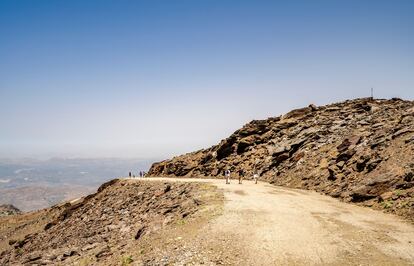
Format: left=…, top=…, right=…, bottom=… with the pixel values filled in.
left=216, top=136, right=237, bottom=160
left=350, top=175, right=398, bottom=202
left=236, top=135, right=258, bottom=154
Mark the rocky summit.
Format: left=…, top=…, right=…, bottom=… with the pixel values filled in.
left=148, top=98, right=414, bottom=220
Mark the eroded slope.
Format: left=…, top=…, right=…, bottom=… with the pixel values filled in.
left=0, top=179, right=219, bottom=265
left=148, top=98, right=414, bottom=220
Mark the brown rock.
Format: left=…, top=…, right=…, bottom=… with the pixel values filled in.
left=380, top=191, right=393, bottom=201
left=147, top=98, right=414, bottom=220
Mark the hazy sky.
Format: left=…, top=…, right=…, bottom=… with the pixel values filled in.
left=1, top=0, right=413, bottom=159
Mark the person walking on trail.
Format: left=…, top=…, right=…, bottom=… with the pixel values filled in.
left=238, top=169, right=244, bottom=184
left=225, top=169, right=231, bottom=184
left=252, top=162, right=260, bottom=184
left=253, top=172, right=259, bottom=184
left=129, top=171, right=132, bottom=178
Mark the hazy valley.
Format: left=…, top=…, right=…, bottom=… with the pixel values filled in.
left=0, top=158, right=153, bottom=212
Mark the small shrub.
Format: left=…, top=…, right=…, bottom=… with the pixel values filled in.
left=381, top=200, right=393, bottom=209
left=15, top=248, right=23, bottom=255
left=121, top=255, right=133, bottom=265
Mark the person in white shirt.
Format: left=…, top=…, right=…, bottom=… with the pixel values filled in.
left=253, top=173, right=259, bottom=184
left=225, top=169, right=231, bottom=184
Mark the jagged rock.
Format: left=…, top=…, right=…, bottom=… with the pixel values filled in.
left=337, top=136, right=360, bottom=153
left=405, top=136, right=414, bottom=144
left=366, top=158, right=383, bottom=172
left=350, top=175, right=399, bottom=202
left=63, top=250, right=78, bottom=257
left=327, top=167, right=337, bottom=181
left=216, top=136, right=237, bottom=160
left=309, top=104, right=318, bottom=111
left=135, top=225, right=145, bottom=240
left=393, top=128, right=414, bottom=139
left=336, top=149, right=357, bottom=163
left=95, top=246, right=111, bottom=258
left=148, top=98, right=414, bottom=220
left=22, top=252, right=42, bottom=263
left=273, top=152, right=290, bottom=167
left=336, top=161, right=345, bottom=169
left=404, top=172, right=413, bottom=182
left=236, top=135, right=258, bottom=154
left=380, top=191, right=393, bottom=201
left=355, top=153, right=371, bottom=172
left=81, top=243, right=100, bottom=252
left=284, top=106, right=312, bottom=119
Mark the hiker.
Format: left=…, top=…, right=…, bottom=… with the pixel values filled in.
left=129, top=171, right=132, bottom=178
left=225, top=169, right=231, bottom=184
left=238, top=169, right=244, bottom=184
left=253, top=172, right=259, bottom=184
left=139, top=171, right=142, bottom=177
left=253, top=162, right=260, bottom=184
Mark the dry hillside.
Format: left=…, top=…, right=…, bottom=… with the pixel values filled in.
left=0, top=179, right=221, bottom=265
left=148, top=98, right=414, bottom=220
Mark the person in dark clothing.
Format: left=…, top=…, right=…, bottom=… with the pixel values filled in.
left=238, top=169, right=244, bottom=184
left=129, top=171, right=132, bottom=178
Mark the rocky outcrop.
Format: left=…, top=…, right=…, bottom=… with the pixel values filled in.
left=0, top=204, right=21, bottom=217
left=0, top=180, right=211, bottom=265
left=148, top=98, right=414, bottom=220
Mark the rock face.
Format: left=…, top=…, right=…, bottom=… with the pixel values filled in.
left=0, top=204, right=21, bottom=217
left=0, top=179, right=210, bottom=265
left=148, top=98, right=414, bottom=220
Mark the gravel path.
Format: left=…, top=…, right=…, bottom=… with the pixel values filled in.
left=139, top=177, right=414, bottom=265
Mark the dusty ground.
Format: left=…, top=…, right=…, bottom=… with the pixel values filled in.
left=141, top=177, right=414, bottom=265
left=1, top=177, right=413, bottom=265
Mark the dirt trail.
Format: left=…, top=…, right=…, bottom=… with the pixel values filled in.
left=141, top=177, right=414, bottom=265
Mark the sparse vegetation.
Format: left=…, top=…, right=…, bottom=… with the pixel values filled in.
left=121, top=255, right=133, bottom=265
left=381, top=200, right=394, bottom=209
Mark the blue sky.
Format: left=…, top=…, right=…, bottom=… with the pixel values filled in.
left=1, top=0, right=413, bottom=159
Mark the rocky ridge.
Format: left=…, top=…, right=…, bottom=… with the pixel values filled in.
left=0, top=179, right=217, bottom=265
left=148, top=98, right=414, bottom=220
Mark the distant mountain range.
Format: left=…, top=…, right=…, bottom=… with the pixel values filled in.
left=0, top=158, right=155, bottom=211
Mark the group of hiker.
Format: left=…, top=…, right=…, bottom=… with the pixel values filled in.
left=127, top=169, right=260, bottom=183
left=224, top=169, right=259, bottom=185
left=128, top=171, right=146, bottom=178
